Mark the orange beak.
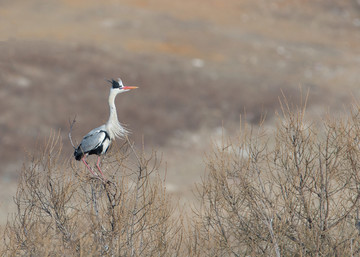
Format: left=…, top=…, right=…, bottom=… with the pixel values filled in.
left=122, top=86, right=138, bottom=90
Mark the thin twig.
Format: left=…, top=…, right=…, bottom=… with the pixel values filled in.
left=68, top=116, right=77, bottom=149
left=125, top=135, right=141, bottom=165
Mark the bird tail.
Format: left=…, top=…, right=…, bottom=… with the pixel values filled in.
left=74, top=147, right=84, bottom=161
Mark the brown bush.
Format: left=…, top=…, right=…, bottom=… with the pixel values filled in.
left=189, top=100, right=360, bottom=256
left=2, top=133, right=183, bottom=256
left=4, top=99, right=360, bottom=256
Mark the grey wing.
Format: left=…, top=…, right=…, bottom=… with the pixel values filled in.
left=79, top=126, right=107, bottom=153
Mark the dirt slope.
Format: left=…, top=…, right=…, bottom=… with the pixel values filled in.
left=1, top=0, right=360, bottom=223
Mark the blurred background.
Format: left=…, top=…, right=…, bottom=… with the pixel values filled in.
left=1, top=0, right=360, bottom=224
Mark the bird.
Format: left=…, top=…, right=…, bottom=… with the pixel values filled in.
left=74, top=78, right=138, bottom=180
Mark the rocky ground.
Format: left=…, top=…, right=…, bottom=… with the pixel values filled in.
left=1, top=0, right=360, bottom=224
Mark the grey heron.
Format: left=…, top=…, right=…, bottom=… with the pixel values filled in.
left=74, top=78, right=138, bottom=179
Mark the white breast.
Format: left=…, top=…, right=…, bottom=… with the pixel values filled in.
left=101, top=138, right=111, bottom=154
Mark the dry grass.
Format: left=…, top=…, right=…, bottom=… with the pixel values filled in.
left=3, top=100, right=360, bottom=256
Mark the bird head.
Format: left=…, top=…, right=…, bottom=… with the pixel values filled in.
left=107, top=78, right=138, bottom=93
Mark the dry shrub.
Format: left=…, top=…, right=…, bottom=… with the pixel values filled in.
left=189, top=100, right=360, bottom=256
left=2, top=133, right=183, bottom=256
left=4, top=98, right=360, bottom=256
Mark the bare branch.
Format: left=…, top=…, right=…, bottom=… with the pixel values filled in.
left=68, top=115, right=77, bottom=149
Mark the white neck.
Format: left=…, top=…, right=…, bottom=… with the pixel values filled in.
left=106, top=89, right=128, bottom=139
left=108, top=90, right=118, bottom=122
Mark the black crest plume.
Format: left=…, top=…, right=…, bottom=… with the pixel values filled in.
left=107, top=79, right=120, bottom=89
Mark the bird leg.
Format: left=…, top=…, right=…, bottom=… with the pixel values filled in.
left=82, top=156, right=98, bottom=177
left=96, top=156, right=107, bottom=181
